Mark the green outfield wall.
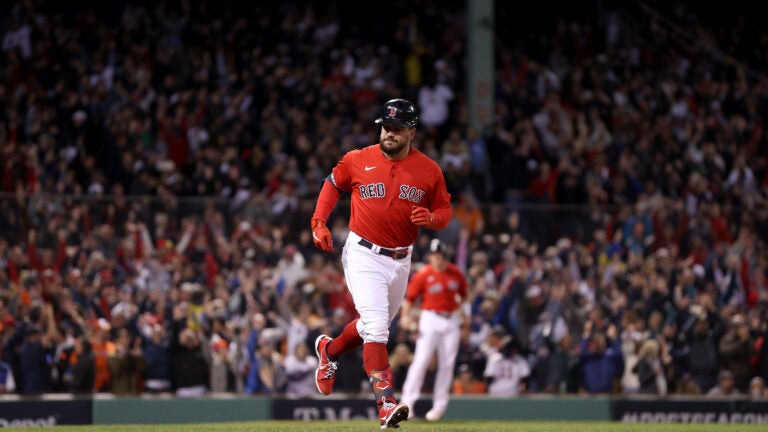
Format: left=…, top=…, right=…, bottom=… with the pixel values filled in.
left=2, top=395, right=765, bottom=425
left=92, top=396, right=271, bottom=424
left=443, top=396, right=611, bottom=421
left=270, top=395, right=611, bottom=422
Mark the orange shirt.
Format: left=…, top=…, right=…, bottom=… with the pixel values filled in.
left=406, top=262, right=468, bottom=313
left=454, top=206, right=483, bottom=235
left=91, top=339, right=116, bottom=391
left=453, top=379, right=486, bottom=394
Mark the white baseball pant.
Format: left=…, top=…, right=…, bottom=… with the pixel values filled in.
left=401, top=309, right=461, bottom=415
left=342, top=231, right=412, bottom=343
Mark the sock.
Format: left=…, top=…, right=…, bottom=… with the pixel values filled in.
left=369, top=366, right=396, bottom=406
left=362, top=342, right=389, bottom=375
left=327, top=319, right=363, bottom=360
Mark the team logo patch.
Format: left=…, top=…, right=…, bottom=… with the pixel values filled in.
left=387, top=106, right=397, bottom=118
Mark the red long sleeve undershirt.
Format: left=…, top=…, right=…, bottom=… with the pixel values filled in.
left=312, top=180, right=341, bottom=223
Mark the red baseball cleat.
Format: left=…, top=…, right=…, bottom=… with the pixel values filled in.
left=314, top=334, right=337, bottom=395
left=379, top=401, right=409, bottom=429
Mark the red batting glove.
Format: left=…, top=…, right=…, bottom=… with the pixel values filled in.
left=311, top=219, right=333, bottom=251
left=410, top=207, right=434, bottom=228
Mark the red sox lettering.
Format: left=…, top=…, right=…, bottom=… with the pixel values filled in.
left=359, top=183, right=386, bottom=199
left=359, top=183, right=426, bottom=203
left=398, top=185, right=425, bottom=204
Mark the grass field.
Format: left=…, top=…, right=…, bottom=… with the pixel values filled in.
left=2, top=421, right=765, bottom=431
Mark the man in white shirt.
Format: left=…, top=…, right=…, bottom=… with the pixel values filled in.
left=418, top=78, right=454, bottom=130
left=483, top=327, right=530, bottom=396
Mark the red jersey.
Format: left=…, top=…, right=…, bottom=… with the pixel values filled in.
left=406, top=262, right=468, bottom=313
left=329, top=144, right=452, bottom=247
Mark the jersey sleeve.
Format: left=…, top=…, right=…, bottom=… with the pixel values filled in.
left=451, top=265, right=469, bottom=300
left=329, top=151, right=356, bottom=192
left=426, top=165, right=453, bottom=229
left=405, top=267, right=428, bottom=302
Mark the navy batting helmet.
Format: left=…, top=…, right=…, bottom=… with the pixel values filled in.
left=429, top=238, right=446, bottom=255
left=375, top=98, right=418, bottom=129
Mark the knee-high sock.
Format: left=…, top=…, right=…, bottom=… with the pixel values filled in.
left=369, top=366, right=396, bottom=406
left=327, top=319, right=363, bottom=359
left=364, top=342, right=395, bottom=405
left=363, top=341, right=389, bottom=375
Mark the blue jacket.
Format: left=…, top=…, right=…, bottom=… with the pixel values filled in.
left=142, top=338, right=171, bottom=381
left=579, top=338, right=623, bottom=393
left=244, top=329, right=264, bottom=393
left=19, top=341, right=50, bottom=394
left=0, top=361, right=14, bottom=391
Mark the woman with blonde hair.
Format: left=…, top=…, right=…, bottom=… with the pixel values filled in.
left=632, top=339, right=666, bottom=395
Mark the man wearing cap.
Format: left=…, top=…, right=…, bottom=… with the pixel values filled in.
left=400, top=239, right=468, bottom=421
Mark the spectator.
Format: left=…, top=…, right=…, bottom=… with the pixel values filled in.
left=283, top=341, right=317, bottom=396
left=749, top=376, right=766, bottom=399
left=707, top=370, right=741, bottom=397
left=631, top=339, right=666, bottom=395
left=389, top=343, right=413, bottom=391
left=543, top=333, right=579, bottom=394
left=254, top=339, right=285, bottom=394
left=675, top=373, right=703, bottom=396
left=108, top=328, right=146, bottom=395
left=440, top=129, right=471, bottom=200
left=452, top=363, right=486, bottom=395
left=171, top=324, right=210, bottom=397
left=141, top=318, right=172, bottom=394
left=465, top=127, right=491, bottom=201
left=18, top=326, right=50, bottom=394
left=273, top=244, right=308, bottom=298
left=619, top=329, right=641, bottom=394
left=483, top=328, right=530, bottom=397
left=18, top=304, right=59, bottom=394
left=719, top=313, right=754, bottom=391
left=90, top=318, right=115, bottom=392
left=244, top=313, right=267, bottom=394
left=208, top=333, right=234, bottom=393
left=69, top=337, right=95, bottom=394
left=682, top=305, right=723, bottom=393
left=579, top=330, right=623, bottom=394
left=0, top=315, right=20, bottom=390
left=0, top=342, right=15, bottom=393
left=453, top=191, right=485, bottom=240
left=418, top=75, right=454, bottom=140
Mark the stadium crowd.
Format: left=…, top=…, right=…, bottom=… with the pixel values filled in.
left=1, top=0, right=768, bottom=399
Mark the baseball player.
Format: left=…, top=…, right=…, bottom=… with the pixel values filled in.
left=310, top=98, right=453, bottom=429
left=400, top=239, right=468, bottom=422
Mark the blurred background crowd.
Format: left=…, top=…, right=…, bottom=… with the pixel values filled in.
left=1, top=0, right=767, bottom=399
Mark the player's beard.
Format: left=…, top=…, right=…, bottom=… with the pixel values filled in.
left=380, top=137, right=408, bottom=156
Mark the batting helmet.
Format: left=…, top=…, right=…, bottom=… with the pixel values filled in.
left=428, top=238, right=447, bottom=255
left=374, top=98, right=419, bottom=129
